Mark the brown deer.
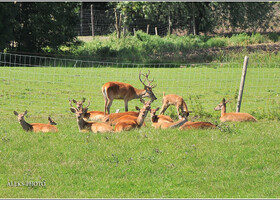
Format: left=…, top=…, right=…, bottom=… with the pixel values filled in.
left=69, top=101, right=113, bottom=133
left=150, top=107, right=174, bottom=125
left=179, top=121, right=216, bottom=130
left=102, top=110, right=140, bottom=125
left=150, top=110, right=188, bottom=129
left=14, top=111, right=58, bottom=132
left=101, top=71, right=157, bottom=115
left=114, top=99, right=152, bottom=132
left=159, top=92, right=190, bottom=119
left=214, top=98, right=257, bottom=122
left=69, top=98, right=106, bottom=121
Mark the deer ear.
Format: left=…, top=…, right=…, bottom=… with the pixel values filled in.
left=73, top=99, right=77, bottom=104
left=83, top=108, right=88, bottom=113
left=135, top=106, right=140, bottom=111
left=13, top=111, right=18, bottom=116
left=155, top=107, right=160, bottom=111
left=24, top=110, right=28, bottom=115
left=140, top=98, right=145, bottom=104
left=82, top=97, right=86, bottom=103
left=70, top=108, right=76, bottom=113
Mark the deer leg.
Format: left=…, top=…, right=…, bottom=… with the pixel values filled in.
left=177, top=104, right=182, bottom=119
left=124, top=100, right=129, bottom=112
left=107, top=99, right=113, bottom=114
left=159, top=104, right=169, bottom=115
left=104, top=98, right=108, bottom=115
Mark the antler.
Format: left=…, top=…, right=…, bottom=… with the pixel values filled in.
left=139, top=70, right=157, bottom=88
left=84, top=99, right=90, bottom=109
left=69, top=98, right=77, bottom=110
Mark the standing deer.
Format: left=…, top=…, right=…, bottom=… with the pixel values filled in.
left=114, top=99, right=152, bottom=132
left=69, top=101, right=113, bottom=133
left=214, top=98, right=257, bottom=122
left=101, top=71, right=157, bottom=115
left=14, top=111, right=58, bottom=132
left=159, top=92, right=190, bottom=119
left=69, top=98, right=106, bottom=121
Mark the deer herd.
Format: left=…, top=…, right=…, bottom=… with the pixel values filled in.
left=14, top=71, right=257, bottom=133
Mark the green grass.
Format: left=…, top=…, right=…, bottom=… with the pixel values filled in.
left=0, top=64, right=279, bottom=198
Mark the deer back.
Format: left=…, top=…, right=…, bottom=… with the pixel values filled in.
left=221, top=113, right=257, bottom=122
left=31, top=123, right=58, bottom=132
left=179, top=122, right=216, bottom=130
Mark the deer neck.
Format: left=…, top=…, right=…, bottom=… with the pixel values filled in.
left=77, top=118, right=90, bottom=131
left=137, top=111, right=148, bottom=127
left=221, top=105, right=226, bottom=117
left=134, top=88, right=146, bottom=99
left=19, top=119, right=33, bottom=131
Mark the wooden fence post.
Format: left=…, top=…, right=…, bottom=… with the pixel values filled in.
left=155, top=27, right=158, bottom=36
left=91, top=4, right=94, bottom=37
left=236, top=56, right=249, bottom=112
left=146, top=24, right=150, bottom=34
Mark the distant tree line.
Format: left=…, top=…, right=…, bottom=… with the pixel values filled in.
left=0, top=2, right=278, bottom=53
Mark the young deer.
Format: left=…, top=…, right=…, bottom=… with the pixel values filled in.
left=214, top=98, right=257, bottom=122
left=114, top=99, right=152, bottom=132
left=14, top=111, right=58, bottom=132
left=150, top=110, right=188, bottom=129
left=70, top=102, right=113, bottom=133
left=69, top=98, right=106, bottom=121
left=101, top=71, right=157, bottom=115
left=159, top=92, right=190, bottom=119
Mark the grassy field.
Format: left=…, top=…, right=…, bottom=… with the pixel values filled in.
left=0, top=64, right=279, bottom=198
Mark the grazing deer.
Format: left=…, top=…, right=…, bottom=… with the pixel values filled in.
left=179, top=121, right=216, bottom=130
left=101, top=71, right=157, bottom=115
left=69, top=101, right=113, bottom=133
left=69, top=98, right=106, bottom=121
left=214, top=98, right=257, bottom=122
left=159, top=92, right=190, bottom=119
left=13, top=111, right=58, bottom=132
left=150, top=110, right=188, bottom=129
left=114, top=99, right=152, bottom=132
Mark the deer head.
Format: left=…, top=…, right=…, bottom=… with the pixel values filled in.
left=150, top=107, right=160, bottom=122
left=48, top=116, right=57, bottom=125
left=214, top=98, right=230, bottom=111
left=69, top=99, right=90, bottom=120
left=14, top=110, right=28, bottom=122
left=69, top=98, right=89, bottom=111
left=139, top=70, right=157, bottom=101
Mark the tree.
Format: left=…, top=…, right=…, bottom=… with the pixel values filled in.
left=13, top=2, right=80, bottom=52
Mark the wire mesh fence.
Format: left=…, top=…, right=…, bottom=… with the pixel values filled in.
left=0, top=52, right=279, bottom=120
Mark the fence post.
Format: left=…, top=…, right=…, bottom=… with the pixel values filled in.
left=155, top=27, right=158, bottom=36
left=80, top=3, right=83, bottom=36
left=146, top=24, right=149, bottom=34
left=236, top=56, right=249, bottom=112
left=91, top=4, right=94, bottom=37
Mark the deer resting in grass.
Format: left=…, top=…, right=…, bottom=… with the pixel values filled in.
left=114, top=99, right=152, bottom=132
left=70, top=101, right=113, bottom=133
left=14, top=111, right=58, bottom=132
left=179, top=121, right=216, bottom=130
left=150, top=108, right=188, bottom=129
left=214, top=98, right=257, bottom=122
left=101, top=71, right=157, bottom=115
left=102, top=110, right=140, bottom=125
left=69, top=98, right=106, bottom=121
left=159, top=92, right=190, bottom=119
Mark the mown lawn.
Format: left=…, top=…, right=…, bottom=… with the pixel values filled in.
left=0, top=65, right=279, bottom=198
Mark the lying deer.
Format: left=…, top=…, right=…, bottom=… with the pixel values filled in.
left=179, top=121, right=216, bottom=130
left=101, top=70, right=157, bottom=115
left=150, top=109, right=188, bottom=129
left=69, top=98, right=106, bottom=121
left=14, top=111, right=58, bottom=132
left=114, top=99, right=152, bottom=132
left=214, top=98, right=257, bottom=122
left=70, top=101, right=113, bottom=133
left=102, top=110, right=140, bottom=125
left=159, top=92, right=190, bottom=119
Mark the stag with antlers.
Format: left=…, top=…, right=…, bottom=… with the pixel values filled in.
left=101, top=71, right=157, bottom=115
